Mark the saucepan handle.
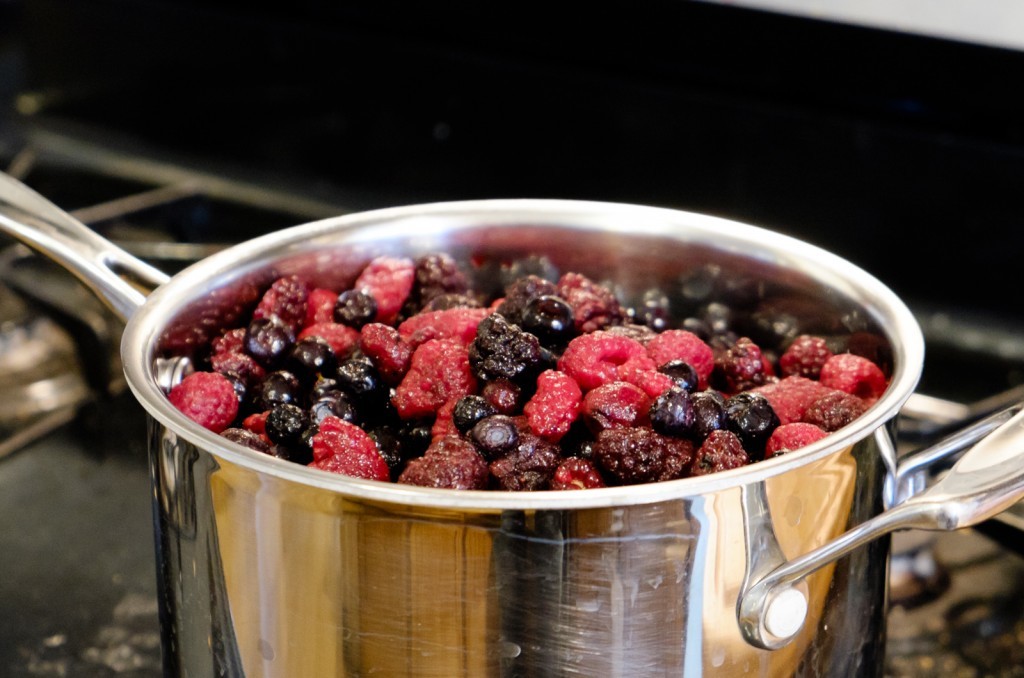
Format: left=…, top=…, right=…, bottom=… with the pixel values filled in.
left=738, top=402, right=1024, bottom=650
left=0, top=171, right=170, bottom=322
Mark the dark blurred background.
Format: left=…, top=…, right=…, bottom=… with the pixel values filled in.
left=2, top=0, right=1023, bottom=315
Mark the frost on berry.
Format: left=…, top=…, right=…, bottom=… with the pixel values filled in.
left=168, top=371, right=239, bottom=433
left=354, top=256, right=416, bottom=325
left=468, top=314, right=544, bottom=384
left=393, top=339, right=477, bottom=419
left=488, top=432, right=561, bottom=491
left=752, top=376, right=832, bottom=425
left=690, top=430, right=749, bottom=476
left=592, top=427, right=694, bottom=485
left=557, top=332, right=656, bottom=392
left=645, top=330, right=715, bottom=389
left=523, top=369, right=582, bottom=442
left=551, top=457, right=607, bottom=490
left=712, top=337, right=769, bottom=394
left=359, top=322, right=412, bottom=385
left=309, top=415, right=390, bottom=481
left=581, top=381, right=651, bottom=433
left=556, top=272, right=626, bottom=333
left=305, top=288, right=339, bottom=327
left=253, top=275, right=311, bottom=335
left=779, top=335, right=833, bottom=380
left=397, top=435, right=490, bottom=489
left=766, top=422, right=828, bottom=457
left=802, top=391, right=869, bottom=432
left=819, top=353, right=888, bottom=402
left=398, top=307, right=490, bottom=347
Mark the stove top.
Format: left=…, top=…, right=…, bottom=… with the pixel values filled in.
left=2, top=125, right=1024, bottom=677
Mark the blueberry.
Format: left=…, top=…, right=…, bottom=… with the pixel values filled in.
left=334, top=290, right=378, bottom=328
left=469, top=415, right=520, bottom=460
left=452, top=395, right=497, bottom=433
left=265, top=403, right=309, bottom=447
left=520, top=295, right=575, bottom=347
left=691, top=390, right=727, bottom=441
left=658, top=360, right=699, bottom=392
left=244, top=317, right=295, bottom=367
left=649, top=388, right=695, bottom=438
left=724, top=392, right=780, bottom=461
left=252, top=371, right=301, bottom=410
left=310, top=391, right=359, bottom=425
left=285, top=337, right=338, bottom=384
left=634, top=289, right=671, bottom=331
left=335, top=359, right=388, bottom=405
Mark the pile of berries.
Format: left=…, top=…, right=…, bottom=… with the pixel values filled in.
left=166, top=252, right=890, bottom=490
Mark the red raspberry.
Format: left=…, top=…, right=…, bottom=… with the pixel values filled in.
left=168, top=371, right=239, bottom=433
left=712, top=337, right=769, bottom=394
left=617, top=363, right=675, bottom=398
left=297, top=322, right=360, bottom=357
left=397, top=435, right=490, bottom=489
left=592, top=427, right=694, bottom=485
left=309, top=416, right=390, bottom=481
left=819, top=353, right=888, bottom=401
left=242, top=411, right=268, bottom=436
left=354, top=256, right=415, bottom=325
left=779, top=335, right=833, bottom=379
left=210, top=350, right=266, bottom=389
left=803, top=391, right=869, bottom=432
left=359, top=323, right=412, bottom=385
left=766, top=422, right=828, bottom=457
left=523, top=369, right=582, bottom=442
left=558, top=332, right=655, bottom=391
left=392, top=339, right=477, bottom=419
left=305, top=288, right=339, bottom=327
left=488, top=432, right=561, bottom=491
left=582, top=381, right=651, bottom=433
left=212, top=327, right=246, bottom=355
left=645, top=330, right=715, bottom=389
left=431, top=397, right=462, bottom=439
left=690, top=430, right=749, bottom=476
left=482, top=379, right=522, bottom=415
left=397, top=307, right=490, bottom=347
left=253, top=275, right=311, bottom=334
left=551, top=457, right=607, bottom=490
left=556, top=272, right=626, bottom=333
left=752, top=376, right=832, bottom=425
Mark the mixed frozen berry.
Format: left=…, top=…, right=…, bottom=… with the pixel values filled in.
left=164, top=251, right=892, bottom=490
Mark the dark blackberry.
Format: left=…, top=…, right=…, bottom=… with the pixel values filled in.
left=469, top=415, right=520, bottom=460
left=633, top=288, right=671, bottom=331
left=412, top=253, right=470, bottom=308
left=658, top=360, right=700, bottom=392
left=591, top=427, right=694, bottom=485
left=690, top=390, right=727, bottom=441
left=803, top=391, right=868, bottom=432
left=285, top=337, right=338, bottom=385
left=649, top=388, right=695, bottom=438
left=520, top=295, right=575, bottom=347
left=221, top=427, right=271, bottom=454
left=265, top=403, right=310, bottom=447
left=310, top=391, right=360, bottom=425
left=495, top=275, right=559, bottom=326
left=334, top=358, right=388, bottom=406
left=251, top=370, right=301, bottom=410
left=713, top=336, right=770, bottom=393
left=488, top=433, right=561, bottom=491
left=468, top=314, right=544, bottom=384
left=452, top=395, right=498, bottom=433
left=724, top=392, right=780, bottom=461
left=691, top=430, right=749, bottom=476
left=398, top=436, right=490, bottom=490
left=333, top=290, right=378, bottom=328
left=244, top=317, right=295, bottom=368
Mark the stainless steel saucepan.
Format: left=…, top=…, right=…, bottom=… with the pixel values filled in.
left=3, top=171, right=1023, bottom=677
